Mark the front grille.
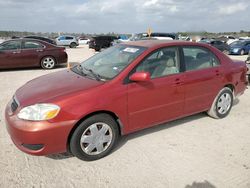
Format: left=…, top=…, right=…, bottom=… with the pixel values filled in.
left=11, top=97, right=19, bottom=112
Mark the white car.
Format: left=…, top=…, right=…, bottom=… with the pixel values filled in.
left=56, top=36, right=79, bottom=48
left=78, top=38, right=90, bottom=45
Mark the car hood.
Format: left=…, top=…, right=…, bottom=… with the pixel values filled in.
left=15, top=70, right=103, bottom=106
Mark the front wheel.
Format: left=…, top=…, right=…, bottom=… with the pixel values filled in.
left=41, top=56, right=56, bottom=69
left=240, top=49, right=245, bottom=55
left=207, top=87, right=233, bottom=119
left=70, top=114, right=119, bottom=161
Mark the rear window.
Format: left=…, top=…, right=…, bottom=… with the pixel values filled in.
left=23, top=41, right=44, bottom=49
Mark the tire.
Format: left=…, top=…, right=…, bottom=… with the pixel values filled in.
left=223, top=50, right=229, bottom=55
left=95, top=46, right=101, bottom=52
left=70, top=114, right=119, bottom=161
left=207, top=87, right=233, bottom=119
left=40, top=56, right=56, bottom=69
left=240, top=49, right=245, bottom=55
left=70, top=42, right=77, bottom=48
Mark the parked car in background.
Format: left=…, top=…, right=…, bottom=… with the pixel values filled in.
left=5, top=41, right=248, bottom=161
left=246, top=52, right=250, bottom=63
left=218, top=35, right=238, bottom=45
left=230, top=40, right=250, bottom=55
left=24, top=36, right=56, bottom=45
left=199, top=39, right=230, bottom=54
left=150, top=33, right=178, bottom=40
left=0, top=39, right=67, bottom=69
left=118, top=35, right=129, bottom=42
left=89, top=35, right=117, bottom=51
left=129, top=33, right=178, bottom=41
left=78, top=37, right=90, bottom=45
left=210, top=40, right=230, bottom=54
left=246, top=52, right=250, bottom=82
left=56, top=36, right=79, bottom=48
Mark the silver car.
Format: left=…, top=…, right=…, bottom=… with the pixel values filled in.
left=56, top=36, right=79, bottom=48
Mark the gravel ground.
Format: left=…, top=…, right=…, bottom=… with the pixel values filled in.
left=0, top=45, right=249, bottom=188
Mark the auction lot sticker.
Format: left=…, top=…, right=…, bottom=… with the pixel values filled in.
left=123, top=48, right=139, bottom=53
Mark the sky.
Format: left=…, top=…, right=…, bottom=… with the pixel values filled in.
left=0, top=0, right=249, bottom=34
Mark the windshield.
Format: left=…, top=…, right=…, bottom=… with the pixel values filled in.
left=230, top=41, right=245, bottom=46
left=80, top=45, right=146, bottom=80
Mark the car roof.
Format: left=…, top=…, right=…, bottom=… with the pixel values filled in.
left=2, top=38, right=52, bottom=45
left=124, top=40, right=198, bottom=48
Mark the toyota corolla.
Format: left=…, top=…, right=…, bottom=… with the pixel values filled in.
left=5, top=41, right=248, bottom=161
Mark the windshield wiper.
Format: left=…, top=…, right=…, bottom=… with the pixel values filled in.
left=83, top=66, right=103, bottom=81
left=77, top=64, right=87, bottom=76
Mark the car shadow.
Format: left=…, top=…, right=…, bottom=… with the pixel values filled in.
left=0, top=64, right=67, bottom=72
left=0, top=62, right=82, bottom=72
left=185, top=180, right=216, bottom=188
left=113, top=112, right=208, bottom=153
left=46, top=98, right=242, bottom=161
left=46, top=112, right=208, bottom=161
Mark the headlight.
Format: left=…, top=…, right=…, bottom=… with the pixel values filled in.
left=233, top=48, right=240, bottom=52
left=17, top=104, right=60, bottom=121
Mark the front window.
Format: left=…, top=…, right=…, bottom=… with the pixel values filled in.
left=135, top=47, right=180, bottom=78
left=77, top=45, right=146, bottom=80
left=230, top=41, right=244, bottom=47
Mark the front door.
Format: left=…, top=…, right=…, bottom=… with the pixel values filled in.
left=127, top=47, right=185, bottom=132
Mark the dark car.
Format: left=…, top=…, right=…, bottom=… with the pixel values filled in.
left=24, top=36, right=56, bottom=45
left=89, top=35, right=118, bottom=51
left=246, top=52, right=250, bottom=82
left=230, top=40, right=250, bottom=55
left=5, top=41, right=248, bottom=161
left=210, top=40, right=230, bottom=54
left=199, top=39, right=230, bottom=54
left=0, top=39, right=67, bottom=69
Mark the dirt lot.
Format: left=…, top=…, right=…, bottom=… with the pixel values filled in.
left=0, top=45, right=250, bottom=188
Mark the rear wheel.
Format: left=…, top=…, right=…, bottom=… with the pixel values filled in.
left=70, top=114, right=119, bottom=161
left=207, top=87, right=233, bottom=119
left=41, top=56, right=56, bottom=69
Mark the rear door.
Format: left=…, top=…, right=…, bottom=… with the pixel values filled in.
left=127, top=47, right=185, bottom=131
left=0, top=40, right=22, bottom=68
left=21, top=40, right=45, bottom=67
left=182, top=46, right=224, bottom=114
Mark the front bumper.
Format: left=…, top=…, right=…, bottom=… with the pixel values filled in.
left=5, top=100, right=76, bottom=156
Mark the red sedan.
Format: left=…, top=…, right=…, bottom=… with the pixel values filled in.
left=0, top=39, right=67, bottom=69
left=5, top=41, right=248, bottom=161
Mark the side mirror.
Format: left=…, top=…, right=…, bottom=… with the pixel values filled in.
left=129, top=72, right=150, bottom=82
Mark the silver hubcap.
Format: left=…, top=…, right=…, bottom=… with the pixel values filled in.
left=80, top=123, right=113, bottom=155
left=217, top=93, right=232, bottom=114
left=43, top=57, right=55, bottom=68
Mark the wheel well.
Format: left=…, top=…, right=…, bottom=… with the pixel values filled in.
left=66, top=111, right=123, bottom=152
left=40, top=55, right=57, bottom=65
left=224, top=84, right=235, bottom=97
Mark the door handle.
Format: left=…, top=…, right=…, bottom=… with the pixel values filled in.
left=36, top=49, right=44, bottom=52
left=215, top=70, right=222, bottom=76
left=12, top=51, right=20, bottom=54
left=175, top=78, right=183, bottom=85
